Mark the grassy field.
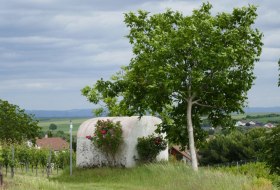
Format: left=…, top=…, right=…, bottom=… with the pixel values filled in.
left=37, top=113, right=280, bottom=135
left=38, top=118, right=89, bottom=135
left=232, top=113, right=280, bottom=123
left=2, top=163, right=275, bottom=190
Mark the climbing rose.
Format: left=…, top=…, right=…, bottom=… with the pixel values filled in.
left=86, top=135, right=92, bottom=140
left=101, top=130, right=107, bottom=135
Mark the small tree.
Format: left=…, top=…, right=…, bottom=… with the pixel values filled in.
left=49, top=123, right=57, bottom=131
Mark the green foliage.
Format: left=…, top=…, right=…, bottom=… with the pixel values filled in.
left=91, top=119, right=123, bottom=165
left=38, top=117, right=84, bottom=135
left=53, top=150, right=74, bottom=169
left=16, top=144, right=32, bottom=169
left=219, top=162, right=280, bottom=186
left=246, top=113, right=280, bottom=119
left=49, top=123, right=58, bottom=131
left=263, top=126, right=280, bottom=175
left=54, top=130, right=68, bottom=140
left=30, top=148, right=41, bottom=169
left=0, top=144, right=12, bottom=171
left=47, top=130, right=53, bottom=137
left=0, top=143, right=74, bottom=174
left=199, top=128, right=266, bottom=165
left=82, top=3, right=263, bottom=169
left=0, top=99, right=41, bottom=143
left=136, top=135, right=167, bottom=163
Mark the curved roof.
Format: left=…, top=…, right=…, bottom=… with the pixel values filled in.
left=77, top=116, right=161, bottom=138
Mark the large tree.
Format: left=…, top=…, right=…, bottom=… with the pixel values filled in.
left=82, top=3, right=263, bottom=170
left=0, top=99, right=41, bottom=143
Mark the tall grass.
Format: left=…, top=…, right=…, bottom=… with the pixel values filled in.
left=4, top=162, right=273, bottom=190
left=217, top=162, right=280, bottom=186
left=55, top=163, right=272, bottom=190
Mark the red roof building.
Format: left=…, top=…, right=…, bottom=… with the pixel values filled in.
left=170, top=146, right=192, bottom=164
left=36, top=137, right=69, bottom=151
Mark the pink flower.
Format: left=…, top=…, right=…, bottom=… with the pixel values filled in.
left=86, top=135, right=92, bottom=140
left=101, top=130, right=107, bottom=135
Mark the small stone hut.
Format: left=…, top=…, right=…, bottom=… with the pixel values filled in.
left=76, top=116, right=168, bottom=168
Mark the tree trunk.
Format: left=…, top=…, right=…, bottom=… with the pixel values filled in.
left=187, top=99, right=198, bottom=171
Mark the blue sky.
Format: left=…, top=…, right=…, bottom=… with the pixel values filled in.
left=0, top=0, right=279, bottom=110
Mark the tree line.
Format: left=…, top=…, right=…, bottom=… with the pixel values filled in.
left=199, top=127, right=280, bottom=176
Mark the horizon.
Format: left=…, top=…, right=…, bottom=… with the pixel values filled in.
left=24, top=106, right=280, bottom=111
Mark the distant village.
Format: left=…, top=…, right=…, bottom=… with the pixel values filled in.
left=235, top=120, right=275, bottom=128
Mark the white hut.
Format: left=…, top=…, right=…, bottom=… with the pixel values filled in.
left=76, top=116, right=168, bottom=168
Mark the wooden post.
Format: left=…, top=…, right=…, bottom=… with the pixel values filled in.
left=47, top=149, right=52, bottom=178
left=11, top=146, right=14, bottom=178
left=0, top=171, right=3, bottom=186
left=70, top=121, right=73, bottom=176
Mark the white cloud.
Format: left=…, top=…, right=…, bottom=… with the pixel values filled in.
left=0, top=0, right=280, bottom=109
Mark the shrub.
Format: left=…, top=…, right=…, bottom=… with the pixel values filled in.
left=263, top=126, right=280, bottom=175
left=91, top=119, right=123, bottom=165
left=136, top=135, right=167, bottom=163
left=219, top=162, right=280, bottom=186
left=199, top=128, right=266, bottom=165
left=49, top=123, right=58, bottom=131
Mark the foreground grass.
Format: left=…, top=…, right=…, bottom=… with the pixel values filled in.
left=3, top=163, right=274, bottom=190
left=217, top=162, right=280, bottom=186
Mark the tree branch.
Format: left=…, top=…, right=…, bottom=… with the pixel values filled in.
left=193, top=101, right=216, bottom=108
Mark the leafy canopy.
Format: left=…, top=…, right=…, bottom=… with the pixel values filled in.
left=82, top=3, right=263, bottom=148
left=49, top=123, right=58, bottom=131
left=199, top=128, right=266, bottom=165
left=0, top=99, right=41, bottom=143
left=263, top=126, right=280, bottom=175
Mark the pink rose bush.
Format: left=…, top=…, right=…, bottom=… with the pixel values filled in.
left=89, top=119, right=123, bottom=166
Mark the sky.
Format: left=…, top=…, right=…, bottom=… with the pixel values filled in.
left=0, top=0, right=279, bottom=110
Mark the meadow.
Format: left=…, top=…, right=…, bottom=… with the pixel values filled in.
left=37, top=113, right=280, bottom=135
left=2, top=163, right=275, bottom=190
left=38, top=117, right=89, bottom=135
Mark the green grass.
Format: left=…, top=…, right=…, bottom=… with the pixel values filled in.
left=217, top=162, right=280, bottom=186
left=248, top=116, right=280, bottom=123
left=3, top=163, right=274, bottom=190
left=37, top=113, right=280, bottom=136
left=232, top=113, right=280, bottom=123
left=38, top=118, right=89, bottom=135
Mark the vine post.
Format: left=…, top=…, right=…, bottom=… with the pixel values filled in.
left=70, top=120, right=73, bottom=176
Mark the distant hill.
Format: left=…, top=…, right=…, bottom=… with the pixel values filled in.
left=26, top=109, right=95, bottom=118
left=26, top=107, right=280, bottom=118
left=244, top=107, right=280, bottom=113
